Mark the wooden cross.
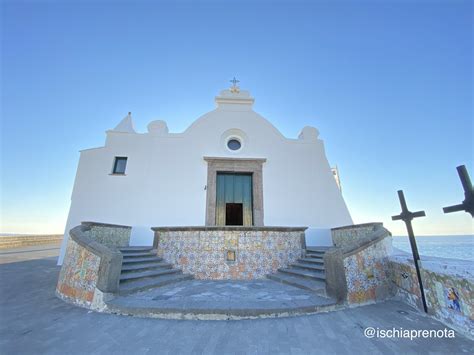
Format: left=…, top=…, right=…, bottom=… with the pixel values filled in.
left=392, top=190, right=428, bottom=313
left=443, top=165, right=474, bottom=217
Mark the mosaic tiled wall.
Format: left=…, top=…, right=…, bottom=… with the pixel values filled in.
left=389, top=258, right=474, bottom=337
left=156, top=230, right=304, bottom=280
left=343, top=237, right=393, bottom=304
left=332, top=223, right=382, bottom=248
left=56, top=239, right=101, bottom=307
left=388, top=259, right=422, bottom=309
left=86, top=224, right=131, bottom=248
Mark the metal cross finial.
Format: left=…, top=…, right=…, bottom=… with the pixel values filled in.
left=230, top=77, right=240, bottom=88
left=392, top=190, right=428, bottom=313
left=442, top=165, right=474, bottom=217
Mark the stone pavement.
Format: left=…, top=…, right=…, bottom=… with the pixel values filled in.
left=108, top=279, right=338, bottom=319
left=0, top=245, right=472, bottom=354
left=0, top=244, right=61, bottom=263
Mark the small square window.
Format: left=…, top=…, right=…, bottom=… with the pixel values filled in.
left=112, top=157, right=127, bottom=174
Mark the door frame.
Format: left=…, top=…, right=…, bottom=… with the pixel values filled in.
left=204, top=157, right=266, bottom=226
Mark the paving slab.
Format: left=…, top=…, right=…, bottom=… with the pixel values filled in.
left=0, top=245, right=472, bottom=354
left=108, top=279, right=339, bottom=319
left=0, top=244, right=61, bottom=264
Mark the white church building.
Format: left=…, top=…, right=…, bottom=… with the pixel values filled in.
left=58, top=82, right=353, bottom=264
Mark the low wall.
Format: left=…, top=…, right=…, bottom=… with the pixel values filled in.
left=0, top=234, right=63, bottom=249
left=56, top=237, right=101, bottom=306
left=324, top=223, right=393, bottom=304
left=56, top=222, right=130, bottom=309
left=331, top=223, right=384, bottom=249
left=389, top=251, right=474, bottom=338
left=82, top=221, right=131, bottom=248
left=152, top=226, right=306, bottom=280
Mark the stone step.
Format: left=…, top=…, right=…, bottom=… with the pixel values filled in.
left=299, top=258, right=325, bottom=265
left=121, top=262, right=173, bottom=273
left=305, top=254, right=324, bottom=260
left=306, top=250, right=326, bottom=256
left=120, top=268, right=181, bottom=283
left=291, top=262, right=325, bottom=272
left=118, top=273, right=193, bottom=295
left=267, top=272, right=327, bottom=295
left=122, top=252, right=157, bottom=259
left=119, top=246, right=154, bottom=253
left=278, top=267, right=326, bottom=281
left=306, top=247, right=331, bottom=253
left=122, top=256, right=164, bottom=264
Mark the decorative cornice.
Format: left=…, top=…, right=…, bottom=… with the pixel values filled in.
left=214, top=97, right=255, bottom=105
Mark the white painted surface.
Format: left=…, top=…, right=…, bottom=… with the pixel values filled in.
left=58, top=87, right=352, bottom=264
left=129, top=226, right=154, bottom=246
left=113, top=112, right=136, bottom=133
left=305, top=228, right=333, bottom=247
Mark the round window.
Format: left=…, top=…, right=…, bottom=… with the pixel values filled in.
left=227, top=139, right=241, bottom=151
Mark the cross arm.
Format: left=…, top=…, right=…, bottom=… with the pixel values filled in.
left=457, top=165, right=473, bottom=193
left=443, top=204, right=465, bottom=213
left=442, top=165, right=474, bottom=217
left=392, top=210, right=425, bottom=221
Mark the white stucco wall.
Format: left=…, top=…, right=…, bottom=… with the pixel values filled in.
left=58, top=88, right=352, bottom=264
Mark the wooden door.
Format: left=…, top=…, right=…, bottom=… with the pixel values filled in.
left=216, top=173, right=253, bottom=226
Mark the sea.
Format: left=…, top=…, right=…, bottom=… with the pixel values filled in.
left=392, top=235, right=473, bottom=262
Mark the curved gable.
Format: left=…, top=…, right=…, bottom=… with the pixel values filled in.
left=183, top=89, right=289, bottom=143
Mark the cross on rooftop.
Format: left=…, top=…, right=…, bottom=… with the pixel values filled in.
left=230, top=77, right=240, bottom=87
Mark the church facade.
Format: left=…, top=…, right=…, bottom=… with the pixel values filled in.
left=58, top=83, right=352, bottom=264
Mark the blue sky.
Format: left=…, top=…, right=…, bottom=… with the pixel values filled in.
left=1, top=0, right=472, bottom=236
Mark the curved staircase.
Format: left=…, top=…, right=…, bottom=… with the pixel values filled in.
left=267, top=247, right=330, bottom=296
left=118, top=247, right=192, bottom=295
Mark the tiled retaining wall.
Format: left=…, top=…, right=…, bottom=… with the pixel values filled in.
left=56, top=222, right=127, bottom=309
left=343, top=237, right=393, bottom=304
left=56, top=239, right=101, bottom=307
left=332, top=223, right=383, bottom=249
left=82, top=221, right=131, bottom=248
left=325, top=223, right=393, bottom=304
left=153, top=227, right=306, bottom=280
left=389, top=254, right=474, bottom=337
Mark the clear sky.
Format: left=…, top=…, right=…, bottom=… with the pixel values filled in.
left=1, top=0, right=472, bottom=236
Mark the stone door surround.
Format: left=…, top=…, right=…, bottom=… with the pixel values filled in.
left=204, top=157, right=266, bottom=226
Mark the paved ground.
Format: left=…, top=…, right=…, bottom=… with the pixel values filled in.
left=0, top=245, right=472, bottom=354
left=0, top=244, right=61, bottom=263
left=110, top=279, right=336, bottom=318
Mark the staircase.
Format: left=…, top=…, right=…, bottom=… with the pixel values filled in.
left=267, top=247, right=330, bottom=296
left=118, top=246, right=193, bottom=295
